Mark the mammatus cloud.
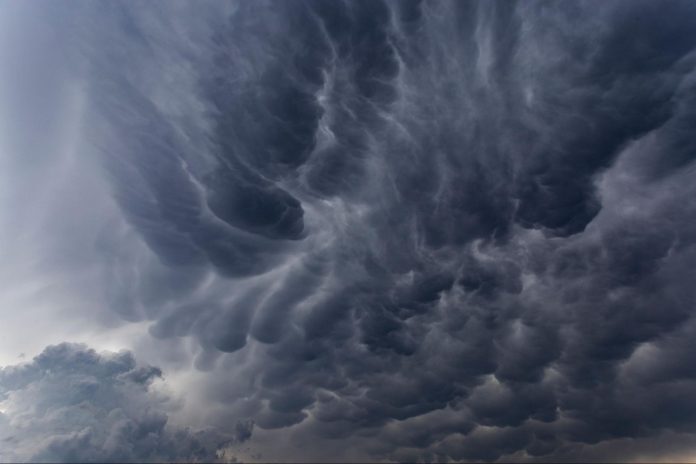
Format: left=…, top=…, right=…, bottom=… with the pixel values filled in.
left=0, top=343, right=252, bottom=463
left=3, top=0, right=696, bottom=462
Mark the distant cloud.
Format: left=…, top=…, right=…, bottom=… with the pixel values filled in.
left=0, top=343, right=251, bottom=462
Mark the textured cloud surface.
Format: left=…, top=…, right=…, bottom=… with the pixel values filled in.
left=3, top=0, right=696, bottom=462
left=0, top=344, right=251, bottom=462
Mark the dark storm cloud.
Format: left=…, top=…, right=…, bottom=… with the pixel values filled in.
left=18, top=0, right=696, bottom=461
left=0, top=343, right=251, bottom=462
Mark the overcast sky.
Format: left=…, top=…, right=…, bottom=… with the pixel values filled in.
left=2, top=1, right=696, bottom=462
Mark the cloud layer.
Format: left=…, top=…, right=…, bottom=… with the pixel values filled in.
left=3, top=0, right=696, bottom=461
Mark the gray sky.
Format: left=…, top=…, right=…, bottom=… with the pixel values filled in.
left=2, top=1, right=696, bottom=462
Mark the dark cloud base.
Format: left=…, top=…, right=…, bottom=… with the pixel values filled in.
left=6, top=0, right=696, bottom=462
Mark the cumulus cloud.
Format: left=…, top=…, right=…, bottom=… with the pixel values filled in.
left=0, top=343, right=251, bottom=463
left=3, top=0, right=696, bottom=461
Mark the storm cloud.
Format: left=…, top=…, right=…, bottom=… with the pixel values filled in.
left=2, top=0, right=696, bottom=462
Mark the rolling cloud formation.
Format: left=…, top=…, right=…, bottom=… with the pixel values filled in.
left=3, top=0, right=696, bottom=461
